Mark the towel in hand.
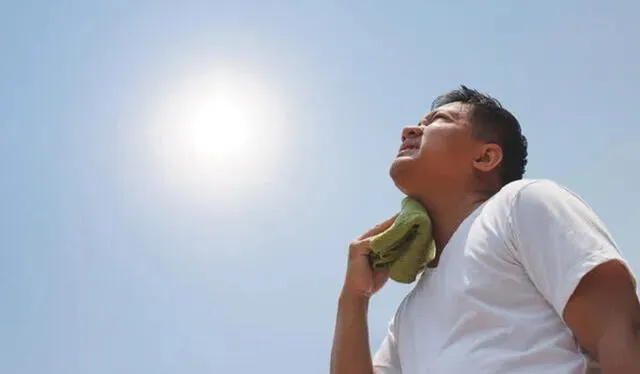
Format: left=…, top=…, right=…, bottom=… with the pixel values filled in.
left=368, top=197, right=436, bottom=284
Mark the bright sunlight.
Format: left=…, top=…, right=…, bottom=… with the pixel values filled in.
left=181, top=84, right=253, bottom=168
left=145, top=66, right=289, bottom=206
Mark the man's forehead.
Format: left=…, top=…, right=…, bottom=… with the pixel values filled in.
left=423, top=101, right=470, bottom=120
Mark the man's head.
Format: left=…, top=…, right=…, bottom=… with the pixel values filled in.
left=390, top=85, right=528, bottom=199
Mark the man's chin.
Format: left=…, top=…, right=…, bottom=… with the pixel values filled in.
left=389, top=158, right=415, bottom=194
left=390, top=154, right=415, bottom=173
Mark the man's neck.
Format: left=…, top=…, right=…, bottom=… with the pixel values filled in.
left=415, top=188, right=491, bottom=261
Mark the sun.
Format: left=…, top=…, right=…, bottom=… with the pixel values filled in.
left=145, top=67, right=288, bottom=205
left=180, top=85, right=254, bottom=170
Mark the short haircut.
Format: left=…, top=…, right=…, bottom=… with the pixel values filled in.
left=431, top=85, right=528, bottom=185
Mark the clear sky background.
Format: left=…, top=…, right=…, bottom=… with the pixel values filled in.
left=1, top=1, right=639, bottom=373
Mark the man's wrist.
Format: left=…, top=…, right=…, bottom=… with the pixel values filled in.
left=338, top=289, right=370, bottom=311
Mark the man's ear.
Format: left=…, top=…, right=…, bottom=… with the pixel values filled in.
left=473, top=143, right=503, bottom=172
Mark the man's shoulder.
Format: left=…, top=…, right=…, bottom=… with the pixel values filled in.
left=489, top=178, right=601, bottom=233
left=493, top=178, right=579, bottom=207
left=498, top=178, right=566, bottom=195
left=482, top=179, right=589, bottom=224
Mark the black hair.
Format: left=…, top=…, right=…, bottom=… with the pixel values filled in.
left=431, top=85, right=528, bottom=186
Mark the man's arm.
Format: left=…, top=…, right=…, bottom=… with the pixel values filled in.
left=564, top=260, right=640, bottom=373
left=510, top=180, right=640, bottom=373
left=330, top=217, right=400, bottom=374
left=330, top=293, right=374, bottom=374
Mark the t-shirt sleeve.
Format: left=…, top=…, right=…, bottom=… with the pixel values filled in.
left=509, top=180, right=636, bottom=320
left=372, top=315, right=402, bottom=374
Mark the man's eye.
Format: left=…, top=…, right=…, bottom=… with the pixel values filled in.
left=420, top=114, right=446, bottom=126
left=433, top=114, right=448, bottom=121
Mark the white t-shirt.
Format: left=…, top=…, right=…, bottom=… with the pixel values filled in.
left=372, top=179, right=636, bottom=374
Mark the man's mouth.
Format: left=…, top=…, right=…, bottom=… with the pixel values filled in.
left=397, top=142, right=420, bottom=155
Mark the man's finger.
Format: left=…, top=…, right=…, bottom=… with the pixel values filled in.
left=357, top=214, right=398, bottom=240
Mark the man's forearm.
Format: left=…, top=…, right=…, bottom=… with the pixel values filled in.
left=330, top=293, right=374, bottom=374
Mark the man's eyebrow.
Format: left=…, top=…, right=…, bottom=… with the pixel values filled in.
left=420, top=110, right=438, bottom=125
left=420, top=109, right=448, bottom=125
left=419, top=107, right=462, bottom=126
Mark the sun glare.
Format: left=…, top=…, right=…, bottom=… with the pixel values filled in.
left=146, top=67, right=288, bottom=205
left=182, top=87, right=253, bottom=168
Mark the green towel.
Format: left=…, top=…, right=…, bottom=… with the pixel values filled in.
left=368, top=197, right=436, bottom=284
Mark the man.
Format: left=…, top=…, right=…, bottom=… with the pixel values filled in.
left=330, top=86, right=640, bottom=373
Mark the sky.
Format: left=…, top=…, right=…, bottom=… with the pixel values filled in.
left=1, top=1, right=639, bottom=373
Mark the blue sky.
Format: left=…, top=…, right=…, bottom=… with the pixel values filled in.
left=1, top=1, right=639, bottom=373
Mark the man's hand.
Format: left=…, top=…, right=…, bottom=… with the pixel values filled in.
left=341, top=215, right=397, bottom=300
left=331, top=215, right=398, bottom=374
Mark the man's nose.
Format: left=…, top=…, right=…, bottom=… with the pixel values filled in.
left=401, top=125, right=423, bottom=142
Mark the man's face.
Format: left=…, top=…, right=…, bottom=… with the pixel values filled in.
left=389, top=102, right=482, bottom=196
